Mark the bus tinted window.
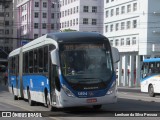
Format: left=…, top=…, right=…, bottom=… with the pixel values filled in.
left=29, top=51, right=33, bottom=73
left=39, top=48, right=44, bottom=72
left=44, top=46, right=48, bottom=72
left=34, top=49, right=38, bottom=73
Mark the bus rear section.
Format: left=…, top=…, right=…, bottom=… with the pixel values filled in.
left=141, top=58, right=160, bottom=97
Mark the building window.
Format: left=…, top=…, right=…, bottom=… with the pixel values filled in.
left=127, top=21, right=131, bottom=29
left=42, top=23, right=46, bottom=29
left=92, top=6, right=97, bottom=13
left=110, top=24, right=113, bottom=32
left=106, top=0, right=109, bottom=3
left=127, top=4, right=131, bottom=13
left=76, top=6, right=79, bottom=13
left=5, top=21, right=9, bottom=26
left=83, top=6, right=89, bottom=12
left=83, top=18, right=88, bottom=24
left=51, top=13, right=54, bottom=18
left=132, top=37, right=136, bottom=45
left=34, top=23, right=38, bottom=29
left=111, top=9, right=114, bottom=16
left=121, top=38, right=124, bottom=46
left=43, top=2, right=47, bottom=8
left=52, top=3, right=55, bottom=8
left=73, top=19, right=75, bottom=26
left=106, top=10, right=109, bottom=18
left=115, top=39, right=119, bottom=46
left=121, top=6, right=125, bottom=14
left=73, top=7, right=76, bottom=13
left=133, top=20, right=137, bottom=28
left=105, top=25, right=108, bottom=32
left=126, top=38, right=130, bottom=45
left=35, top=2, right=39, bottom=7
left=34, top=34, right=38, bottom=39
left=51, top=24, right=54, bottom=29
left=34, top=12, right=39, bottom=18
left=5, top=29, right=9, bottom=35
left=116, top=8, right=119, bottom=15
left=92, top=19, right=97, bottom=25
left=76, top=18, right=78, bottom=25
left=43, top=13, right=47, bottom=18
left=110, top=40, right=113, bottom=46
left=121, top=22, right=125, bottom=30
left=115, top=23, right=119, bottom=31
left=133, top=3, right=137, bottom=11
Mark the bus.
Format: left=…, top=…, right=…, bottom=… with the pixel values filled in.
left=141, top=58, right=160, bottom=97
left=8, top=32, right=119, bottom=110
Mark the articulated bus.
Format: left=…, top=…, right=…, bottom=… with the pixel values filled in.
left=8, top=32, right=119, bottom=110
left=141, top=58, right=160, bottom=97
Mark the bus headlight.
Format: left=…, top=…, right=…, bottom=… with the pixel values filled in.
left=106, top=81, right=116, bottom=95
left=62, top=84, right=75, bottom=97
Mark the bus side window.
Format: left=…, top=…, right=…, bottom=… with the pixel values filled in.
left=34, top=49, right=38, bottom=73
left=29, top=51, right=33, bottom=73
left=44, top=46, right=48, bottom=72
left=38, top=47, right=44, bottom=72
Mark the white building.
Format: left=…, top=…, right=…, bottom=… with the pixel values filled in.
left=60, top=0, right=104, bottom=33
left=103, top=0, right=160, bottom=87
left=14, top=0, right=60, bottom=48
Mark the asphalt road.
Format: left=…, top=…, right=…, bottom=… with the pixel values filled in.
left=0, top=85, right=160, bottom=120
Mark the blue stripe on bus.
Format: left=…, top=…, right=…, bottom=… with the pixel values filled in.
left=22, top=75, right=50, bottom=92
left=9, top=75, right=50, bottom=93
left=143, top=58, right=160, bottom=62
left=9, top=72, right=116, bottom=98
left=140, top=74, right=160, bottom=82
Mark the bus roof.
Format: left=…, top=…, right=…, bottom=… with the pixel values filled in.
left=143, top=58, right=160, bottom=63
left=46, top=32, right=107, bottom=43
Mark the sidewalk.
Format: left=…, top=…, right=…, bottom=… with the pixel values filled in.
left=0, top=84, right=8, bottom=92
left=118, top=86, right=141, bottom=93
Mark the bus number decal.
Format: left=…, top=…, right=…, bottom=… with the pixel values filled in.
left=78, top=92, right=87, bottom=96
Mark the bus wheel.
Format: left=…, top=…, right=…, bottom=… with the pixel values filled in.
left=12, top=87, right=18, bottom=100
left=47, top=95, right=53, bottom=111
left=27, top=90, right=34, bottom=106
left=93, top=105, right=102, bottom=110
left=148, top=85, right=155, bottom=97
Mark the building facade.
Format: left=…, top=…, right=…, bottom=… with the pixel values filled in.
left=0, top=0, right=13, bottom=65
left=60, top=0, right=104, bottom=33
left=14, top=0, right=60, bottom=48
left=104, top=0, right=160, bottom=87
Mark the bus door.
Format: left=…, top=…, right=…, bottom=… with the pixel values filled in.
left=15, top=56, right=19, bottom=96
left=49, top=60, right=56, bottom=105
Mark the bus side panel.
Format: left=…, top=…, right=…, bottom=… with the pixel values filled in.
left=8, top=75, right=20, bottom=96
left=22, top=74, right=50, bottom=103
left=141, top=75, right=160, bottom=93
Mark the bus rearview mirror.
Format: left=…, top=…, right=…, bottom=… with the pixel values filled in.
left=111, top=47, right=120, bottom=63
left=50, top=49, right=60, bottom=66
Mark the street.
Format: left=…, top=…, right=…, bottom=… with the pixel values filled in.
left=0, top=85, right=160, bottom=120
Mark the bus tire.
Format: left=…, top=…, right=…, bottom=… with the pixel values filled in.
left=93, top=105, right=102, bottom=110
left=27, top=89, right=34, bottom=106
left=12, top=87, right=18, bottom=100
left=47, top=95, right=53, bottom=111
left=148, top=84, right=155, bottom=97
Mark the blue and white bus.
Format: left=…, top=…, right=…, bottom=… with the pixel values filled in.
left=141, top=58, right=160, bottom=97
left=8, top=32, right=119, bottom=110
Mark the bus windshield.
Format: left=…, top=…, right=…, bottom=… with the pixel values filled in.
left=59, top=43, right=113, bottom=90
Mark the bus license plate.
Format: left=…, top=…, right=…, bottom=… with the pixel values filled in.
left=87, top=98, right=97, bottom=103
